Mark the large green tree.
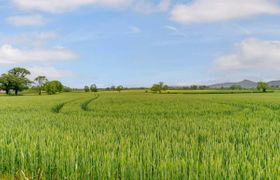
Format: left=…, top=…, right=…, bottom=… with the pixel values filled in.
left=9, top=68, right=31, bottom=95
left=9, top=67, right=30, bottom=78
left=0, top=67, right=31, bottom=95
left=0, top=73, right=14, bottom=94
left=257, top=82, right=269, bottom=93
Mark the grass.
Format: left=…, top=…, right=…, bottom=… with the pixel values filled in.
left=0, top=91, right=280, bottom=179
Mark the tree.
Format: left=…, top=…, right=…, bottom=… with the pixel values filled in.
left=151, top=84, right=160, bottom=93
left=199, top=85, right=208, bottom=90
left=230, top=85, right=242, bottom=90
left=257, top=82, right=269, bottom=93
left=44, top=81, right=63, bottom=95
left=111, top=86, right=116, bottom=91
left=151, top=82, right=168, bottom=93
left=9, top=67, right=31, bottom=95
left=190, top=85, right=198, bottom=90
left=0, top=67, right=31, bottom=95
left=84, top=86, right=90, bottom=92
left=63, top=86, right=72, bottom=92
left=116, top=85, right=124, bottom=92
left=9, top=67, right=30, bottom=78
left=90, top=84, right=98, bottom=92
left=34, top=76, right=48, bottom=95
left=0, top=73, right=14, bottom=94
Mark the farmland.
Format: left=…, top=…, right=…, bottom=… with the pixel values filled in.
left=0, top=91, right=280, bottom=179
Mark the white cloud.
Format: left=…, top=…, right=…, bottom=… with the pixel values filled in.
left=12, top=0, right=170, bottom=14
left=28, top=66, right=75, bottom=78
left=129, top=26, right=141, bottom=33
left=0, top=44, right=78, bottom=64
left=6, top=15, right=47, bottom=26
left=214, top=38, right=280, bottom=72
left=171, top=0, right=280, bottom=24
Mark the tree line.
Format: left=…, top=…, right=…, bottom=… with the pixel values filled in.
left=150, top=81, right=269, bottom=93
left=84, top=84, right=98, bottom=92
left=84, top=85, right=124, bottom=92
left=0, top=67, right=64, bottom=95
left=0, top=67, right=270, bottom=96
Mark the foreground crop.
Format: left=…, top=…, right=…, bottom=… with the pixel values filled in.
left=0, top=92, right=279, bottom=179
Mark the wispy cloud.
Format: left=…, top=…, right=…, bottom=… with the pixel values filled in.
left=232, top=24, right=280, bottom=36
left=0, top=32, right=58, bottom=46
left=0, top=44, right=78, bottom=64
left=165, top=25, right=178, bottom=32
left=164, top=25, right=187, bottom=37
left=6, top=15, right=47, bottom=26
left=12, top=0, right=130, bottom=13
left=171, top=0, right=280, bottom=24
left=12, top=0, right=170, bottom=14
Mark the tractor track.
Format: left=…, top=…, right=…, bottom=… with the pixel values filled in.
left=80, top=94, right=100, bottom=111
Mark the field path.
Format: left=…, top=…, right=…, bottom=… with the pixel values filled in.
left=51, top=97, right=85, bottom=113
left=80, top=94, right=100, bottom=111
left=51, top=93, right=100, bottom=113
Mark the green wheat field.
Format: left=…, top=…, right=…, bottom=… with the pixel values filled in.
left=0, top=91, right=280, bottom=179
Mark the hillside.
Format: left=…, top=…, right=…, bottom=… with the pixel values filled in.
left=210, top=79, right=280, bottom=89
left=268, top=80, right=280, bottom=87
left=210, top=80, right=257, bottom=88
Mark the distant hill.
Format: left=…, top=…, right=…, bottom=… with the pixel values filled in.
left=210, top=79, right=280, bottom=89
left=268, top=80, right=280, bottom=87
left=210, top=80, right=257, bottom=89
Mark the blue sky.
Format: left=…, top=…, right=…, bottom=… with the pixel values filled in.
left=1, top=0, right=280, bottom=87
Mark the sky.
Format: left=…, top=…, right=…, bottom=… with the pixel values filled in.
left=1, top=0, right=280, bottom=87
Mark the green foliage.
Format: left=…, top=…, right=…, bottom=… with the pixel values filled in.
left=84, top=86, right=90, bottom=92
left=230, top=85, right=242, bottom=90
left=0, top=73, right=15, bottom=94
left=34, top=76, right=48, bottom=95
left=151, top=82, right=168, bottom=93
left=116, top=85, right=124, bottom=92
left=90, top=84, right=98, bottom=92
left=257, top=82, right=269, bottom=92
left=62, top=86, right=72, bottom=92
left=0, top=67, right=31, bottom=95
left=190, top=85, right=198, bottom=90
left=44, top=80, right=63, bottom=95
